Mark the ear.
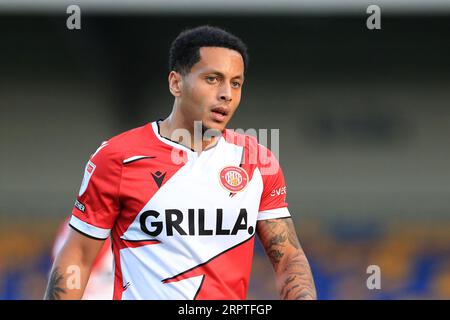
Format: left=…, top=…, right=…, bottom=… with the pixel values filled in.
left=168, top=71, right=183, bottom=97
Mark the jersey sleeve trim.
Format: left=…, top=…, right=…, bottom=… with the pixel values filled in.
left=257, top=207, right=291, bottom=221
left=69, top=215, right=111, bottom=240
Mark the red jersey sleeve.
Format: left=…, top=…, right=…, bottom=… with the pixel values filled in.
left=257, top=144, right=291, bottom=221
left=69, top=141, right=122, bottom=239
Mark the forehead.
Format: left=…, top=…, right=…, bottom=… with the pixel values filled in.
left=191, top=47, right=244, bottom=76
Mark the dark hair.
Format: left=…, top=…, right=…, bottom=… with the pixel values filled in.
left=169, top=25, right=249, bottom=75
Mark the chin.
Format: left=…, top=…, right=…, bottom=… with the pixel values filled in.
left=201, top=121, right=226, bottom=135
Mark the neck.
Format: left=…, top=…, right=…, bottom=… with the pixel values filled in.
left=159, top=102, right=221, bottom=153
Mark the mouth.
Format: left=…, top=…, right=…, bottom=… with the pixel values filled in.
left=210, top=106, right=230, bottom=123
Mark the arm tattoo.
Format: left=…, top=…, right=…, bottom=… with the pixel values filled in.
left=268, top=249, right=284, bottom=265
left=44, top=267, right=67, bottom=300
left=257, top=218, right=317, bottom=300
left=280, top=251, right=317, bottom=300
left=269, top=233, right=287, bottom=246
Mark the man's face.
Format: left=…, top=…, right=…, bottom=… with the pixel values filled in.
left=177, top=47, right=245, bottom=133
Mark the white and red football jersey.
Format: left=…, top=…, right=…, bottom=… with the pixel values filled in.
left=52, top=218, right=114, bottom=300
left=70, top=120, right=290, bottom=300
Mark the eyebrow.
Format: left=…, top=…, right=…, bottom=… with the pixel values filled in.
left=206, top=71, right=244, bottom=81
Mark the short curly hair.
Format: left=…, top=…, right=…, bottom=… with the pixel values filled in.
left=169, top=25, right=249, bottom=75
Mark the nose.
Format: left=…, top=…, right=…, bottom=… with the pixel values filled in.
left=219, top=83, right=232, bottom=102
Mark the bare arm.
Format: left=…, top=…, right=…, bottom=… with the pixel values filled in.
left=44, top=228, right=105, bottom=300
left=256, top=217, right=317, bottom=300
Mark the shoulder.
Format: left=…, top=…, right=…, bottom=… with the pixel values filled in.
left=222, top=128, right=268, bottom=156
left=106, top=123, right=153, bottom=151
left=91, top=123, right=153, bottom=160
left=223, top=129, right=280, bottom=175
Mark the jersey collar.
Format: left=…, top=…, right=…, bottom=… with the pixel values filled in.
left=151, top=120, right=223, bottom=154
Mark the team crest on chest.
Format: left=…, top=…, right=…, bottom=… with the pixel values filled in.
left=219, top=166, right=249, bottom=193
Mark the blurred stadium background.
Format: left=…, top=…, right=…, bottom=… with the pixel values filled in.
left=1, top=1, right=450, bottom=299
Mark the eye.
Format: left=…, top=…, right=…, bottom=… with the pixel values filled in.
left=206, top=76, right=218, bottom=84
left=231, top=81, right=242, bottom=89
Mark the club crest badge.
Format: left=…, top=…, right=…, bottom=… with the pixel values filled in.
left=219, top=166, right=249, bottom=193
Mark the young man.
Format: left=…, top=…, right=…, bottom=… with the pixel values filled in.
left=44, top=25, right=316, bottom=300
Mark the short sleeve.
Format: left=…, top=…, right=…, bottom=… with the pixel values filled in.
left=257, top=145, right=291, bottom=221
left=70, top=142, right=122, bottom=239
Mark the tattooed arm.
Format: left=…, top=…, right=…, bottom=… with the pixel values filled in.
left=256, top=217, right=317, bottom=300
left=44, top=228, right=105, bottom=299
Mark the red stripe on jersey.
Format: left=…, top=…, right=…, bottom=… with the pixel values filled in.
left=162, top=236, right=255, bottom=300
left=117, top=239, right=161, bottom=249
